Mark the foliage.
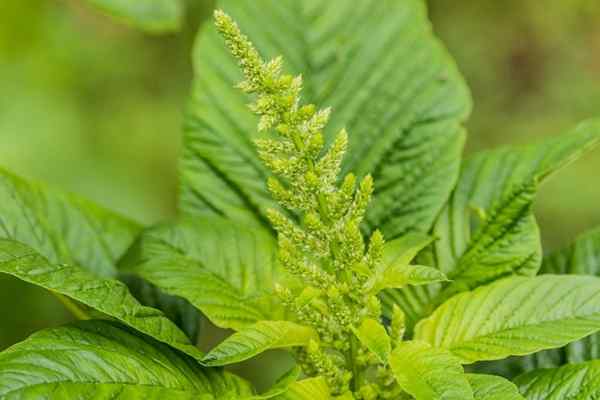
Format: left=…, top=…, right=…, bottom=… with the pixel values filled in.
left=1, top=0, right=600, bottom=399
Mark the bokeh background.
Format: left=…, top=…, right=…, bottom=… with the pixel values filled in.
left=1, top=0, right=600, bottom=375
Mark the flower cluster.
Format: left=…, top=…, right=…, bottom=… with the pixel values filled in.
left=215, top=10, right=402, bottom=398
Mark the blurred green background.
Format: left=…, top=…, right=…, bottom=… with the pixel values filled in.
left=1, top=0, right=599, bottom=368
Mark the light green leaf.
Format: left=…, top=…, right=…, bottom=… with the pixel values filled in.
left=0, top=167, right=140, bottom=277
left=367, top=263, right=447, bottom=294
left=382, top=120, right=600, bottom=327
left=202, top=321, right=317, bottom=366
left=86, top=0, right=184, bottom=33
left=389, top=340, right=473, bottom=399
left=351, top=318, right=391, bottom=363
left=250, top=367, right=302, bottom=399
left=271, top=377, right=330, bottom=400
left=119, top=215, right=286, bottom=330
left=467, top=374, right=524, bottom=400
left=415, top=275, right=600, bottom=364
left=515, top=360, right=600, bottom=399
left=383, top=234, right=435, bottom=266
left=181, top=0, right=470, bottom=238
left=0, top=320, right=253, bottom=399
left=531, top=227, right=600, bottom=367
left=0, top=238, right=204, bottom=362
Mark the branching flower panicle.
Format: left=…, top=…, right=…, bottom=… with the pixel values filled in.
left=215, top=10, right=399, bottom=397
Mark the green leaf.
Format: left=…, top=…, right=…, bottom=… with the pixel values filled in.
left=389, top=340, right=473, bottom=399
left=181, top=0, right=470, bottom=238
left=467, top=374, right=524, bottom=400
left=202, top=321, right=317, bottom=366
left=383, top=234, right=436, bottom=266
left=367, top=234, right=446, bottom=293
left=119, top=215, right=286, bottom=330
left=535, top=227, right=600, bottom=366
left=0, top=167, right=140, bottom=277
left=0, top=320, right=253, bottom=399
left=382, top=120, right=600, bottom=327
left=271, top=377, right=330, bottom=400
left=251, top=366, right=302, bottom=399
left=351, top=318, right=391, bottom=363
left=415, top=275, right=600, bottom=364
left=0, top=238, right=204, bottom=362
left=121, top=274, right=201, bottom=342
left=434, top=119, right=600, bottom=289
left=515, top=360, right=600, bottom=399
left=85, top=0, right=184, bottom=33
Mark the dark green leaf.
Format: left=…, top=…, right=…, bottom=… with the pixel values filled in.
left=181, top=0, right=470, bottom=238
left=0, top=238, right=204, bottom=362
left=120, top=215, right=286, bottom=330
left=0, top=320, right=252, bottom=399
left=0, top=167, right=140, bottom=277
left=516, top=360, right=600, bottom=399
left=382, top=120, right=600, bottom=327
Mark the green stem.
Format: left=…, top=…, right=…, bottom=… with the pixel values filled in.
left=54, top=293, right=90, bottom=320
left=349, top=335, right=361, bottom=392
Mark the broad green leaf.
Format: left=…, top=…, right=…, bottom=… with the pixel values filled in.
left=0, top=238, right=204, bottom=362
left=389, top=340, right=473, bottom=399
left=352, top=318, right=391, bottom=363
left=0, top=167, right=140, bottom=277
left=383, top=120, right=600, bottom=327
left=119, top=215, right=285, bottom=330
left=86, top=0, right=184, bottom=33
left=0, top=320, right=252, bottom=399
left=271, top=377, right=330, bottom=400
left=515, top=360, right=600, bottom=399
left=415, top=275, right=600, bottom=364
left=202, top=321, right=317, bottom=366
left=467, top=374, right=524, bottom=400
left=181, top=0, right=470, bottom=238
left=536, top=227, right=600, bottom=365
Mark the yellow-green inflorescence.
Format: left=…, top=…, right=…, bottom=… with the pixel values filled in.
left=215, top=10, right=403, bottom=399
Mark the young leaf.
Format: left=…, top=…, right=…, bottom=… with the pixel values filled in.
left=120, top=215, right=286, bottom=330
left=181, top=0, right=470, bottom=238
left=251, top=366, right=302, bottom=399
left=202, top=321, right=318, bottom=366
left=367, top=264, right=448, bottom=294
left=0, top=320, right=253, bottom=399
left=0, top=238, right=204, bottom=362
left=271, top=377, right=330, bottom=400
left=467, top=374, right=525, bottom=400
left=415, top=275, right=600, bottom=364
left=351, top=318, right=391, bottom=363
left=0, top=167, right=140, bottom=277
left=515, top=360, right=600, bottom=399
left=389, top=340, right=473, bottom=399
left=85, top=0, right=184, bottom=33
left=383, top=234, right=435, bottom=266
